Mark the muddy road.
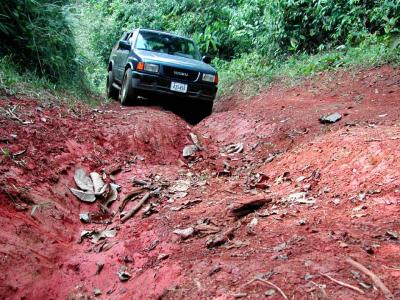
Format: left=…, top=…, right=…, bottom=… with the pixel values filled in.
left=1, top=66, right=400, bottom=299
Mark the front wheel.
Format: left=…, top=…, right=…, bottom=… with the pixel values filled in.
left=120, top=68, right=137, bottom=106
left=106, top=70, right=119, bottom=100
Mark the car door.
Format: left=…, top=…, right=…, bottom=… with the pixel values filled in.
left=114, top=32, right=132, bottom=83
left=120, top=31, right=135, bottom=73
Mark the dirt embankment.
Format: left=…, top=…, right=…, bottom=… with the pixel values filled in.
left=1, top=65, right=400, bottom=299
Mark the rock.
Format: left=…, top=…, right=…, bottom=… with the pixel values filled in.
left=183, top=145, right=198, bottom=157
left=206, top=227, right=235, bottom=248
left=298, top=219, right=307, bottom=226
left=95, top=262, right=104, bottom=275
left=228, top=194, right=271, bottom=217
left=247, top=217, right=258, bottom=235
left=173, top=227, right=195, bottom=239
left=93, top=288, right=102, bottom=296
left=265, top=289, right=276, bottom=297
left=319, top=112, right=342, bottom=124
left=79, top=212, right=91, bottom=223
left=208, top=265, right=222, bottom=276
left=117, top=266, right=131, bottom=281
left=157, top=253, right=170, bottom=260
left=233, top=293, right=247, bottom=298
left=386, top=231, right=398, bottom=240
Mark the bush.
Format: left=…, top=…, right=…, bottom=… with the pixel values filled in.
left=258, top=0, right=400, bottom=57
left=0, top=0, right=79, bottom=83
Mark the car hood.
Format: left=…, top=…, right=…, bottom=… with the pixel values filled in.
left=135, top=50, right=217, bottom=74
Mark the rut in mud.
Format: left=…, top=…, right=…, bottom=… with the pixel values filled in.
left=1, top=65, right=400, bottom=299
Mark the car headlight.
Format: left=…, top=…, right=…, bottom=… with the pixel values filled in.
left=136, top=62, right=159, bottom=73
left=144, top=63, right=159, bottom=73
left=202, top=73, right=218, bottom=84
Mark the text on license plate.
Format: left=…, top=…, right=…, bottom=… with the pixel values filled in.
left=170, top=82, right=187, bottom=93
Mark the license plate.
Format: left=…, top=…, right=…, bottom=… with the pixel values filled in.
left=170, top=82, right=187, bottom=93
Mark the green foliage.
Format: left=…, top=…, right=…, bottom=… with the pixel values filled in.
left=258, top=0, right=400, bottom=56
left=0, top=56, right=103, bottom=107
left=0, top=0, right=81, bottom=83
left=77, top=0, right=400, bottom=63
left=217, top=35, right=400, bottom=96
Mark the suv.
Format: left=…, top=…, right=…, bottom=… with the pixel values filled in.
left=107, top=28, right=218, bottom=118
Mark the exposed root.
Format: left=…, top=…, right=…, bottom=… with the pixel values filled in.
left=346, top=257, right=394, bottom=300
left=320, top=273, right=364, bottom=295
left=245, top=276, right=289, bottom=300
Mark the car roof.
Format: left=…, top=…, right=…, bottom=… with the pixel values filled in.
left=137, top=28, right=193, bottom=42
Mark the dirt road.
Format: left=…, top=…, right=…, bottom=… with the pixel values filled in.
left=1, top=66, right=400, bottom=299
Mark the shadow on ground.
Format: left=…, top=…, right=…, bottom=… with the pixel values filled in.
left=120, top=95, right=212, bottom=125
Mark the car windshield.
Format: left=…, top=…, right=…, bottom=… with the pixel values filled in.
left=135, top=31, right=201, bottom=60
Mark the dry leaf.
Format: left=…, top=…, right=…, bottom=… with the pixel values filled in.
left=70, top=188, right=96, bottom=203
left=74, top=168, right=94, bottom=192
left=90, top=172, right=105, bottom=193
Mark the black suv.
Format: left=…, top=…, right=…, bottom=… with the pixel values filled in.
left=107, top=28, right=218, bottom=117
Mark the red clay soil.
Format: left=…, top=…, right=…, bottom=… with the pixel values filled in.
left=1, top=65, right=400, bottom=300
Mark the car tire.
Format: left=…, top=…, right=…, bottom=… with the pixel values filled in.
left=106, top=70, right=119, bottom=100
left=120, top=68, right=137, bottom=106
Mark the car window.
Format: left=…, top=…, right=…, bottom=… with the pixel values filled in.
left=135, top=31, right=201, bottom=60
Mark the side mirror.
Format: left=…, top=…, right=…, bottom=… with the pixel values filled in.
left=119, top=40, right=131, bottom=50
left=202, top=56, right=212, bottom=64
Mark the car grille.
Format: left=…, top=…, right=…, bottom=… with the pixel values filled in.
left=163, top=66, right=199, bottom=82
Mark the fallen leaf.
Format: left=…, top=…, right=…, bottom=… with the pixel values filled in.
left=70, top=188, right=96, bottom=203
left=170, top=179, right=191, bottom=192
left=74, top=168, right=94, bottom=192
left=189, top=132, right=203, bottom=150
left=90, top=172, right=105, bottom=193
left=103, top=183, right=119, bottom=206
left=170, top=199, right=201, bottom=211
left=80, top=228, right=117, bottom=243
left=224, top=142, right=244, bottom=154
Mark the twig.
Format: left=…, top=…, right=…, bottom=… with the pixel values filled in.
left=383, top=265, right=400, bottom=271
left=346, top=257, right=394, bottom=300
left=132, top=178, right=151, bottom=186
left=245, top=277, right=288, bottom=300
left=257, top=278, right=288, bottom=300
left=321, top=273, right=364, bottom=295
left=119, top=187, right=144, bottom=211
left=121, top=192, right=151, bottom=223
left=0, top=106, right=33, bottom=125
left=120, top=188, right=161, bottom=223
left=310, top=281, right=328, bottom=300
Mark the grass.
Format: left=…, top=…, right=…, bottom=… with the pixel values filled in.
left=0, top=56, right=105, bottom=107
left=215, top=34, right=400, bottom=98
